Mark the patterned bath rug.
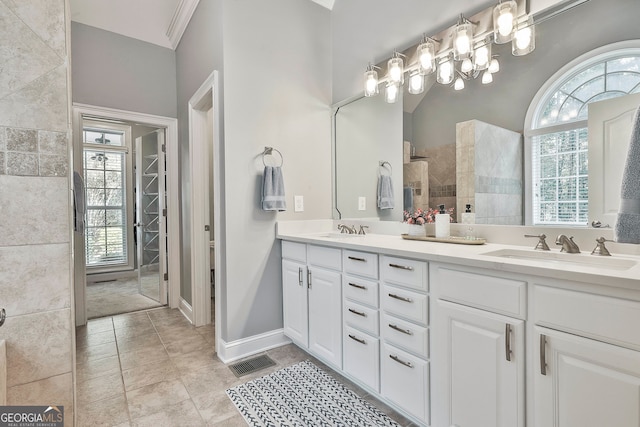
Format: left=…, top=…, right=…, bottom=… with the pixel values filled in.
left=226, top=360, right=401, bottom=427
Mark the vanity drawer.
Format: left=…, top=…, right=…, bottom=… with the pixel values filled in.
left=343, top=250, right=378, bottom=279
left=381, top=312, right=429, bottom=358
left=533, top=285, right=640, bottom=350
left=435, top=265, right=526, bottom=319
left=282, top=241, right=306, bottom=263
left=343, top=276, right=379, bottom=308
left=308, top=245, right=342, bottom=271
left=344, top=325, right=380, bottom=392
left=343, top=300, right=379, bottom=336
left=381, top=256, right=428, bottom=291
left=381, top=285, right=428, bottom=326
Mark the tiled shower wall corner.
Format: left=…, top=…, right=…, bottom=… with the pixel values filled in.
left=0, top=0, right=74, bottom=424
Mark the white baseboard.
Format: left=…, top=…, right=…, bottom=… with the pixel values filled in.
left=217, top=329, right=291, bottom=364
left=179, top=298, right=194, bottom=323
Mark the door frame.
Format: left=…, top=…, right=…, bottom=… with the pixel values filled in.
left=72, top=103, right=181, bottom=325
left=188, top=70, right=222, bottom=332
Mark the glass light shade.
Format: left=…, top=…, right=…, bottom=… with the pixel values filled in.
left=453, top=22, right=473, bottom=60
left=385, top=82, right=400, bottom=103
left=363, top=68, right=379, bottom=97
left=493, top=1, right=517, bottom=44
left=512, top=15, right=535, bottom=56
left=437, top=58, right=454, bottom=85
left=461, top=58, right=473, bottom=73
left=408, top=73, right=425, bottom=94
left=454, top=77, right=465, bottom=91
left=482, top=70, right=493, bottom=84
left=417, top=40, right=436, bottom=74
left=488, top=58, right=500, bottom=73
left=474, top=38, right=492, bottom=71
left=388, top=56, right=404, bottom=84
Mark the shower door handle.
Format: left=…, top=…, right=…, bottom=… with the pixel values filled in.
left=0, top=308, right=5, bottom=327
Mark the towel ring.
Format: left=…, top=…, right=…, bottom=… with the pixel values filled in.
left=262, top=147, right=283, bottom=167
left=379, top=161, right=392, bottom=176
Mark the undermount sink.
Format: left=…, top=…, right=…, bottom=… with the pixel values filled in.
left=482, top=248, right=638, bottom=271
left=315, top=232, right=362, bottom=239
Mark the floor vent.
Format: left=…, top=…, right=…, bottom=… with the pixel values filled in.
left=229, top=354, right=276, bottom=378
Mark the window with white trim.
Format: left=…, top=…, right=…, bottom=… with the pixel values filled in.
left=83, top=124, right=133, bottom=270
left=529, top=48, right=640, bottom=225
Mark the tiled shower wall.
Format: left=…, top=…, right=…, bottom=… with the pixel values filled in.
left=0, top=0, right=74, bottom=423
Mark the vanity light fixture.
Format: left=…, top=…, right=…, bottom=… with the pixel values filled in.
left=493, top=0, right=518, bottom=44
left=363, top=0, right=534, bottom=96
left=364, top=63, right=379, bottom=97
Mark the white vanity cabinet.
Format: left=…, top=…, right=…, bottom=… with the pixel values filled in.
left=282, top=241, right=343, bottom=369
left=379, top=255, right=430, bottom=425
left=532, top=284, right=640, bottom=427
left=431, top=264, right=526, bottom=427
left=342, top=249, right=381, bottom=392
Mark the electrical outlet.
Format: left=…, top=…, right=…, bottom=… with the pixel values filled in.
left=358, top=197, right=366, bottom=211
left=294, top=195, right=304, bottom=212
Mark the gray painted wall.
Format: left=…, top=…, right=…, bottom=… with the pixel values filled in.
left=177, top=0, right=331, bottom=341
left=175, top=0, right=224, bottom=305
left=411, top=0, right=640, bottom=150
left=71, top=22, right=177, bottom=118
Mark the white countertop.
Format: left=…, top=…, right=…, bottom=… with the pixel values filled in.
left=277, top=229, right=640, bottom=292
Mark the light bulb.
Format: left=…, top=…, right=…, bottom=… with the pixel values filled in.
left=456, top=34, right=470, bottom=55
left=461, top=58, right=473, bottom=73
left=475, top=45, right=489, bottom=69
left=482, top=71, right=493, bottom=84
left=515, top=27, right=532, bottom=50
left=453, top=21, right=473, bottom=60
left=454, top=77, right=465, bottom=91
left=363, top=68, right=379, bottom=97
left=409, top=73, right=425, bottom=94
left=488, top=58, right=500, bottom=73
left=497, top=11, right=514, bottom=37
left=437, top=59, right=454, bottom=85
left=512, top=15, right=535, bottom=56
left=388, top=56, right=404, bottom=84
left=385, top=83, right=399, bottom=103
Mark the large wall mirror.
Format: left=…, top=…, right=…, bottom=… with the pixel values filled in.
left=333, top=0, right=640, bottom=227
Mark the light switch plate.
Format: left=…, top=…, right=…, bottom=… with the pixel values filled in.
left=294, top=195, right=304, bottom=212
left=358, top=197, right=366, bottom=211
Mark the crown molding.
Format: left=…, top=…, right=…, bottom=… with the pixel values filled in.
left=310, top=0, right=335, bottom=11
left=166, top=0, right=200, bottom=50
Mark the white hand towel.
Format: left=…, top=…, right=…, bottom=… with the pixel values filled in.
left=262, top=166, right=287, bottom=211
left=615, top=105, right=640, bottom=243
left=377, top=175, right=395, bottom=209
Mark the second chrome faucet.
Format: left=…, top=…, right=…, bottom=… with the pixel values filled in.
left=555, top=234, right=581, bottom=253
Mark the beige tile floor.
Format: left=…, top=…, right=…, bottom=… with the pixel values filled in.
left=86, top=272, right=163, bottom=319
left=76, top=307, right=415, bottom=427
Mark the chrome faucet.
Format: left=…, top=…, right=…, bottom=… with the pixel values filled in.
left=337, top=224, right=357, bottom=234
left=524, top=234, right=550, bottom=251
left=555, top=234, right=580, bottom=253
left=358, top=225, right=369, bottom=235
left=591, top=237, right=612, bottom=256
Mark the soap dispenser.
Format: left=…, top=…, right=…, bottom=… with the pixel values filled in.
left=435, top=204, right=451, bottom=238
left=461, top=204, right=475, bottom=224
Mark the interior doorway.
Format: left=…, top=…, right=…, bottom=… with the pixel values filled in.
left=73, top=104, right=180, bottom=326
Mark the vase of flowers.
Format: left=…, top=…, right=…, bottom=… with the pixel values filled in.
left=403, top=207, right=455, bottom=236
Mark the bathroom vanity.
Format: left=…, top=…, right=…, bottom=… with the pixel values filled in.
left=278, top=224, right=640, bottom=427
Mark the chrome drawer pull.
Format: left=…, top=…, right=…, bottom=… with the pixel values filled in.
left=390, top=354, right=413, bottom=368
left=348, top=308, right=366, bottom=317
left=389, top=324, right=413, bottom=335
left=388, top=293, right=413, bottom=303
left=298, top=267, right=303, bottom=286
left=505, top=323, right=512, bottom=362
left=348, top=282, right=367, bottom=290
left=307, top=270, right=312, bottom=289
left=389, top=263, right=413, bottom=271
left=348, top=256, right=366, bottom=262
left=540, top=334, right=547, bottom=376
left=349, top=334, right=366, bottom=345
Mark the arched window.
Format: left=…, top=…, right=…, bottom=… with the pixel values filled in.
left=525, top=42, right=640, bottom=225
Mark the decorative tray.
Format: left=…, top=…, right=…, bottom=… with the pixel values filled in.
left=401, top=234, right=486, bottom=245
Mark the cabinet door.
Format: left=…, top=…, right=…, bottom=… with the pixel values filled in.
left=282, top=259, right=308, bottom=347
left=433, top=300, right=525, bottom=427
left=534, top=326, right=640, bottom=427
left=308, top=267, right=343, bottom=368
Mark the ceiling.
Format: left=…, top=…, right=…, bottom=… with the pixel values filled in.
left=70, top=0, right=335, bottom=50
